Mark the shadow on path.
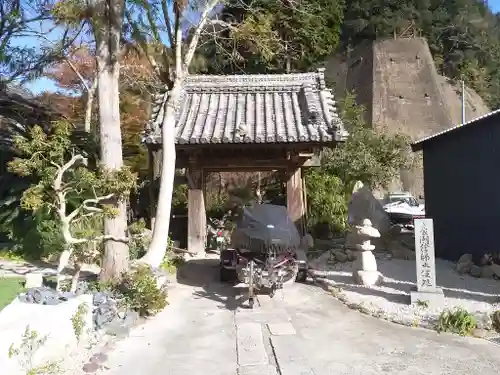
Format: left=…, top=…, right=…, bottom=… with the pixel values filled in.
left=175, top=257, right=251, bottom=311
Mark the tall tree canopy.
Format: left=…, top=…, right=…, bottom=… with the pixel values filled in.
left=198, top=0, right=500, bottom=108
left=195, top=0, right=345, bottom=74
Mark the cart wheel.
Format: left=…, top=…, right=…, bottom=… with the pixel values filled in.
left=220, top=267, right=236, bottom=283
left=295, top=270, right=308, bottom=283
left=248, top=297, right=255, bottom=309
left=269, top=286, right=276, bottom=298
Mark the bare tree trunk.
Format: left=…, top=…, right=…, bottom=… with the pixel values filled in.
left=139, top=0, right=218, bottom=268
left=91, top=0, right=129, bottom=281
left=97, top=61, right=129, bottom=281
left=70, top=262, right=82, bottom=293
left=139, top=84, right=180, bottom=268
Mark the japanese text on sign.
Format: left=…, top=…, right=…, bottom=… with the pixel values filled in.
left=419, top=223, right=432, bottom=287
left=414, top=218, right=436, bottom=291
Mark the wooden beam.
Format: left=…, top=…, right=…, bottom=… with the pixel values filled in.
left=298, top=152, right=314, bottom=157
left=177, top=156, right=311, bottom=170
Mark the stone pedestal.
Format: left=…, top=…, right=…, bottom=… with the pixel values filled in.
left=353, top=250, right=383, bottom=286
left=410, top=288, right=444, bottom=307
left=351, top=219, right=384, bottom=286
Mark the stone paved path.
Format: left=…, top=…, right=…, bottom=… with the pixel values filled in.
left=92, top=258, right=500, bottom=375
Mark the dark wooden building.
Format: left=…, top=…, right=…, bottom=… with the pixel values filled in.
left=144, top=69, right=348, bottom=253
left=412, top=109, right=500, bottom=262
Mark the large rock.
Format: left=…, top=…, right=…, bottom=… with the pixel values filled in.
left=490, top=264, right=500, bottom=278
left=331, top=249, right=348, bottom=263
left=456, top=254, right=473, bottom=274
left=470, top=265, right=482, bottom=278
left=481, top=265, right=496, bottom=279
left=347, top=181, right=391, bottom=236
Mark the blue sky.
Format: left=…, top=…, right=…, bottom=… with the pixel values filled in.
left=492, top=0, right=500, bottom=12
left=20, top=1, right=500, bottom=94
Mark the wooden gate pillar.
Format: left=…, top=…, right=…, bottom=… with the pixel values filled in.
left=187, top=161, right=206, bottom=255
left=287, top=167, right=305, bottom=236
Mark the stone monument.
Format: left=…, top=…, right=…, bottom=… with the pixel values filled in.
left=410, top=218, right=444, bottom=306
left=352, top=219, right=384, bottom=286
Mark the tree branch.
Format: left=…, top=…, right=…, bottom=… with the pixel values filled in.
left=183, top=0, right=221, bottom=72
left=65, top=57, right=90, bottom=91
left=70, top=234, right=129, bottom=245
left=125, top=9, right=164, bottom=80
left=66, top=193, right=115, bottom=222
left=53, top=155, right=87, bottom=192
left=160, top=0, right=174, bottom=47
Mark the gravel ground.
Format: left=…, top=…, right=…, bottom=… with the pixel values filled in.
left=309, top=252, right=500, bottom=329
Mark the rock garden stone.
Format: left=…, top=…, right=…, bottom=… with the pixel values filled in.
left=490, top=264, right=500, bottom=278
left=345, top=249, right=357, bottom=261
left=474, top=311, right=493, bottom=330
left=470, top=265, right=483, bottom=278
left=331, top=249, right=348, bottom=263
left=482, top=265, right=496, bottom=279
left=93, top=304, right=118, bottom=329
left=456, top=253, right=473, bottom=274
left=19, top=287, right=67, bottom=305
left=453, top=252, right=500, bottom=279
left=82, top=361, right=100, bottom=373
left=90, top=352, right=108, bottom=364
left=347, top=181, right=391, bottom=235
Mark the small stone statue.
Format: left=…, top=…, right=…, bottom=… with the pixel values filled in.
left=352, top=218, right=384, bottom=286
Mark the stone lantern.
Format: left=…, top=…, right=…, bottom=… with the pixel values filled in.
left=352, top=218, right=383, bottom=286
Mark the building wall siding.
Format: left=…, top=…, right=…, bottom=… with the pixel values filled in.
left=422, top=116, right=500, bottom=262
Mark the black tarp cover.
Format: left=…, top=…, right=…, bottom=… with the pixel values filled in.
left=231, top=204, right=301, bottom=254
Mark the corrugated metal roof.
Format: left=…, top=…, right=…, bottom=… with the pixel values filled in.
left=412, top=108, right=500, bottom=151
left=143, top=69, right=347, bottom=145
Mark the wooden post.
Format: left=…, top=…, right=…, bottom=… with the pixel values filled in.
left=187, top=162, right=206, bottom=255
left=287, top=167, right=305, bottom=236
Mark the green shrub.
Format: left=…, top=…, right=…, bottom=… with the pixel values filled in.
left=305, top=169, right=348, bottom=234
left=128, top=219, right=151, bottom=260
left=117, top=265, right=168, bottom=317
left=160, top=252, right=185, bottom=274
left=5, top=211, right=65, bottom=261
left=437, top=308, right=477, bottom=336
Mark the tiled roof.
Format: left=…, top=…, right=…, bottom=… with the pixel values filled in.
left=412, top=108, right=500, bottom=151
left=143, top=69, right=347, bottom=145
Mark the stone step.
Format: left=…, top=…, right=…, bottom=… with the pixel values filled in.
left=236, top=322, right=269, bottom=367
left=238, top=364, right=279, bottom=375
left=270, top=335, right=315, bottom=375
left=235, top=309, right=291, bottom=325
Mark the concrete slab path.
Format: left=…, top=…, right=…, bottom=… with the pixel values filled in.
left=92, top=258, right=500, bottom=375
